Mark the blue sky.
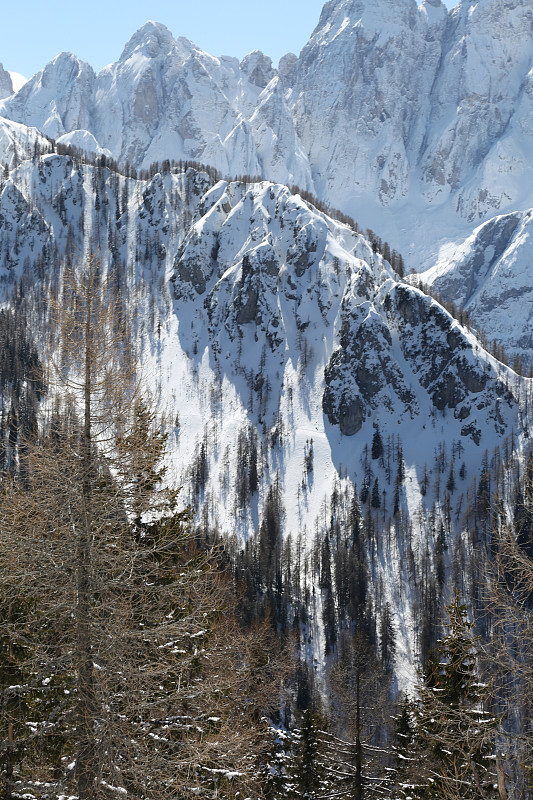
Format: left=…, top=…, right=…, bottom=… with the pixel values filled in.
left=3, top=0, right=458, bottom=80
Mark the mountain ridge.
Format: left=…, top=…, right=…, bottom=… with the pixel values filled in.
left=0, top=146, right=529, bottom=681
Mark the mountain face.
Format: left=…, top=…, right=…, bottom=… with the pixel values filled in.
left=292, top=0, right=446, bottom=212
left=3, top=0, right=533, bottom=274
left=0, top=149, right=518, bottom=449
left=0, top=148, right=529, bottom=678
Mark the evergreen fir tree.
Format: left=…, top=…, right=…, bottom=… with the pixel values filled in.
left=371, top=477, right=381, bottom=509
left=415, top=593, right=499, bottom=799
left=372, top=426, right=384, bottom=461
left=392, top=694, right=426, bottom=800
left=287, top=709, right=327, bottom=799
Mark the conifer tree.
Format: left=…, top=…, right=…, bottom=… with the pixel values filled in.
left=288, top=708, right=326, bottom=799
left=371, top=426, right=384, bottom=461
left=415, top=593, right=499, bottom=799
left=392, top=694, right=426, bottom=800
left=485, top=504, right=533, bottom=798
left=371, top=477, right=381, bottom=509
left=274, top=704, right=349, bottom=800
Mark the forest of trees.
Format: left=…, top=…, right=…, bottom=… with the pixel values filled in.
left=0, top=252, right=532, bottom=799
left=0, top=254, right=288, bottom=798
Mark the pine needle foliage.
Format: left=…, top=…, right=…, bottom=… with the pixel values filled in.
left=413, top=593, right=499, bottom=800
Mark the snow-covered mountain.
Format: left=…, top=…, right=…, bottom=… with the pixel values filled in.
left=2, top=0, right=533, bottom=677
left=0, top=25, right=312, bottom=190
left=3, top=0, right=533, bottom=273
left=0, top=150, right=521, bottom=456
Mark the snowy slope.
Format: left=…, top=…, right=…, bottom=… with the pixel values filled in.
left=8, top=72, right=27, bottom=93
left=0, top=151, right=526, bottom=538
left=0, top=117, right=52, bottom=169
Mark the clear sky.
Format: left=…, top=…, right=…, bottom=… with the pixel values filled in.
left=3, top=0, right=459, bottom=80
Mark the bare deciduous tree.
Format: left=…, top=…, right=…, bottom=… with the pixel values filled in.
left=483, top=503, right=533, bottom=800
left=0, top=252, right=288, bottom=799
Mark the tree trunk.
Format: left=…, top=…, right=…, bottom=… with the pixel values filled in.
left=76, top=294, right=96, bottom=799
left=497, top=752, right=508, bottom=800
left=4, top=600, right=14, bottom=800
left=355, top=668, right=363, bottom=800
left=4, top=720, right=14, bottom=800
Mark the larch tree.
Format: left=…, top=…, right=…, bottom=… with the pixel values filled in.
left=484, top=500, right=533, bottom=799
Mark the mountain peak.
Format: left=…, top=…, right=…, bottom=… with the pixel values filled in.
left=240, top=50, right=275, bottom=88
left=119, top=21, right=176, bottom=62
left=31, top=52, right=95, bottom=92
left=308, top=0, right=422, bottom=47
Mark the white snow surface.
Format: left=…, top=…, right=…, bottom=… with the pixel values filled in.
left=8, top=72, right=27, bottom=92
left=56, top=130, right=112, bottom=158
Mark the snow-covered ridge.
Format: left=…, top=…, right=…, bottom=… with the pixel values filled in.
left=415, top=209, right=533, bottom=368
left=0, top=151, right=526, bottom=490
left=0, top=21, right=312, bottom=191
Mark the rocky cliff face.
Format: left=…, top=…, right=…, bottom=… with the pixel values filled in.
left=292, top=0, right=446, bottom=209
left=0, top=117, right=54, bottom=175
